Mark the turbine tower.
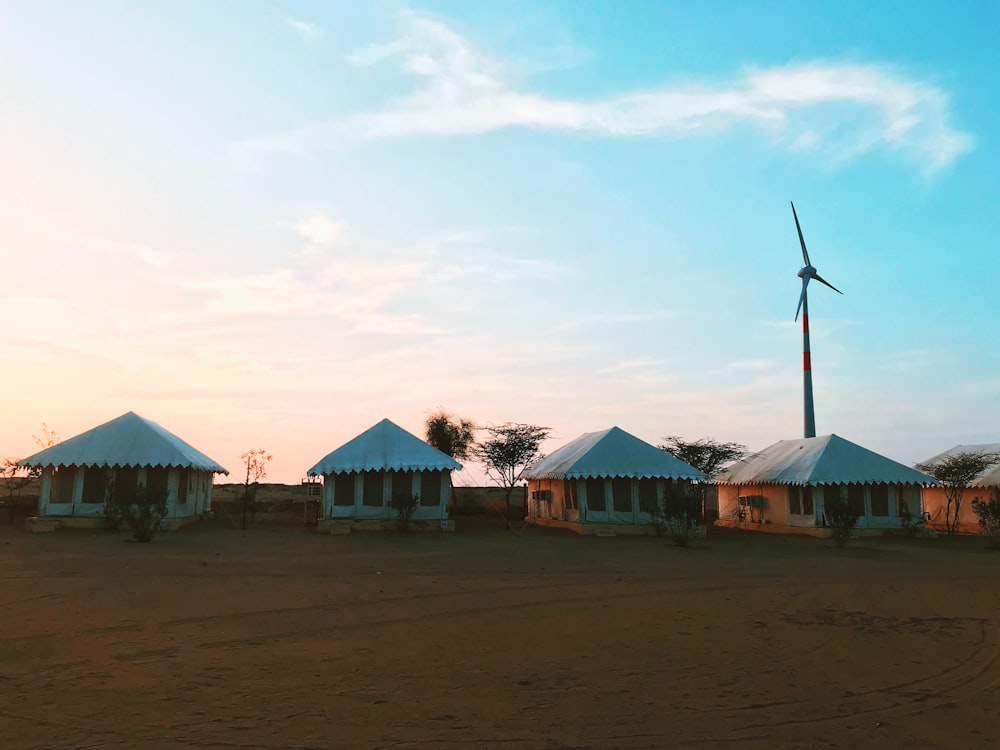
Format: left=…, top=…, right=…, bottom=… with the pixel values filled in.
left=791, top=201, right=843, bottom=438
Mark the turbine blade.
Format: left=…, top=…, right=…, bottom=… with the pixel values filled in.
left=813, top=273, right=843, bottom=295
left=791, top=201, right=811, bottom=266
left=794, top=277, right=809, bottom=321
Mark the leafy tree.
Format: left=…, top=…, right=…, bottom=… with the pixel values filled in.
left=658, top=436, right=751, bottom=477
left=425, top=410, right=476, bottom=460
left=473, top=422, right=550, bottom=530
left=659, top=436, right=751, bottom=523
left=917, top=451, right=1000, bottom=535
left=240, top=449, right=272, bottom=530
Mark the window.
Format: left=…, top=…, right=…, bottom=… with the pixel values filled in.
left=637, top=479, right=659, bottom=514
left=81, top=467, right=106, bottom=504
left=362, top=471, right=384, bottom=507
left=146, top=468, right=169, bottom=504
left=50, top=467, right=75, bottom=504
left=390, top=470, right=414, bottom=504
left=823, top=486, right=842, bottom=518
left=897, top=485, right=919, bottom=517
left=612, top=477, right=632, bottom=513
left=420, top=471, right=442, bottom=506
left=564, top=480, right=578, bottom=510
left=869, top=484, right=889, bottom=516
left=790, top=487, right=814, bottom=515
left=177, top=470, right=190, bottom=505
left=333, top=475, right=355, bottom=506
left=114, top=467, right=139, bottom=503
left=847, top=485, right=866, bottom=517
left=586, top=478, right=606, bottom=512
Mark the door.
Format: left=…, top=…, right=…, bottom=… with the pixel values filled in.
left=788, top=486, right=817, bottom=526
left=42, top=466, right=77, bottom=516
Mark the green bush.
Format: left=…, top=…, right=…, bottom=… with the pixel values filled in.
left=103, top=479, right=168, bottom=542
left=649, top=483, right=702, bottom=546
left=898, top=499, right=925, bottom=538
left=390, top=493, right=419, bottom=531
left=824, top=492, right=859, bottom=548
left=971, top=494, right=1000, bottom=549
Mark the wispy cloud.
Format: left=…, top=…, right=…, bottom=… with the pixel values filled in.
left=242, top=11, right=971, bottom=173
left=548, top=310, right=674, bottom=334
left=285, top=17, right=323, bottom=42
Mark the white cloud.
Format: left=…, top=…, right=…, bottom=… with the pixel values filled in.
left=243, top=11, right=971, bottom=173
left=290, top=212, right=347, bottom=247
left=285, top=17, right=323, bottom=41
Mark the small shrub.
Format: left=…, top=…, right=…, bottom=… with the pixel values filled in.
left=824, top=492, right=859, bottom=548
left=898, top=499, right=925, bottom=538
left=650, top=483, right=702, bottom=547
left=104, top=480, right=168, bottom=542
left=731, top=505, right=748, bottom=534
left=390, top=493, right=419, bottom=531
left=971, top=495, right=1000, bottom=549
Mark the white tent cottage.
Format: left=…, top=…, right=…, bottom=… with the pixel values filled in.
left=307, top=418, right=461, bottom=533
left=19, top=411, right=227, bottom=530
left=715, top=434, right=932, bottom=537
left=523, top=426, right=707, bottom=535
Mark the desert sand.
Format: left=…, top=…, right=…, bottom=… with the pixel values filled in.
left=1, top=505, right=998, bottom=750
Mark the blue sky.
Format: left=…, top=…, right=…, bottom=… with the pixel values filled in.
left=2, top=1, right=997, bottom=483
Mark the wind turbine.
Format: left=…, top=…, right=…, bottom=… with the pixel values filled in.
left=791, top=201, right=843, bottom=439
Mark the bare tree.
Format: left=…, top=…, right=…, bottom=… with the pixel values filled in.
left=1, top=423, right=61, bottom=523
left=473, top=423, right=550, bottom=530
left=1, top=458, right=37, bottom=523
left=425, top=410, right=476, bottom=460
left=33, top=423, right=60, bottom=450
left=917, top=451, right=1000, bottom=535
left=240, top=449, right=272, bottom=530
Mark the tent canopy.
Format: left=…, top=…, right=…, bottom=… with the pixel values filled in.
left=716, top=434, right=932, bottom=487
left=918, top=443, right=1000, bottom=488
left=524, top=426, right=706, bottom=481
left=307, top=418, right=462, bottom=476
left=18, top=411, right=228, bottom=474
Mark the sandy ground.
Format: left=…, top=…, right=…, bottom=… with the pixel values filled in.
left=1, top=512, right=998, bottom=750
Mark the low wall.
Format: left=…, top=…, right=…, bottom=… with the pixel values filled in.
left=24, top=515, right=200, bottom=532
left=316, top=518, right=456, bottom=535
left=531, top=517, right=679, bottom=537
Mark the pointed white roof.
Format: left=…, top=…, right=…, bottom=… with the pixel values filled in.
left=523, top=427, right=706, bottom=481
left=716, top=434, right=932, bottom=486
left=18, top=411, right=228, bottom=473
left=918, top=443, right=1000, bottom=488
left=307, top=418, right=462, bottom=476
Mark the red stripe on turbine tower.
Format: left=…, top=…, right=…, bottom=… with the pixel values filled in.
left=802, top=313, right=809, bottom=333
left=803, top=352, right=811, bottom=370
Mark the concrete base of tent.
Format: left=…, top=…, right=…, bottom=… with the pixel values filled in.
left=714, top=519, right=908, bottom=538
left=317, top=518, right=456, bottom=534
left=24, top=515, right=202, bottom=532
left=24, top=517, right=60, bottom=533
left=530, top=517, right=701, bottom=537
